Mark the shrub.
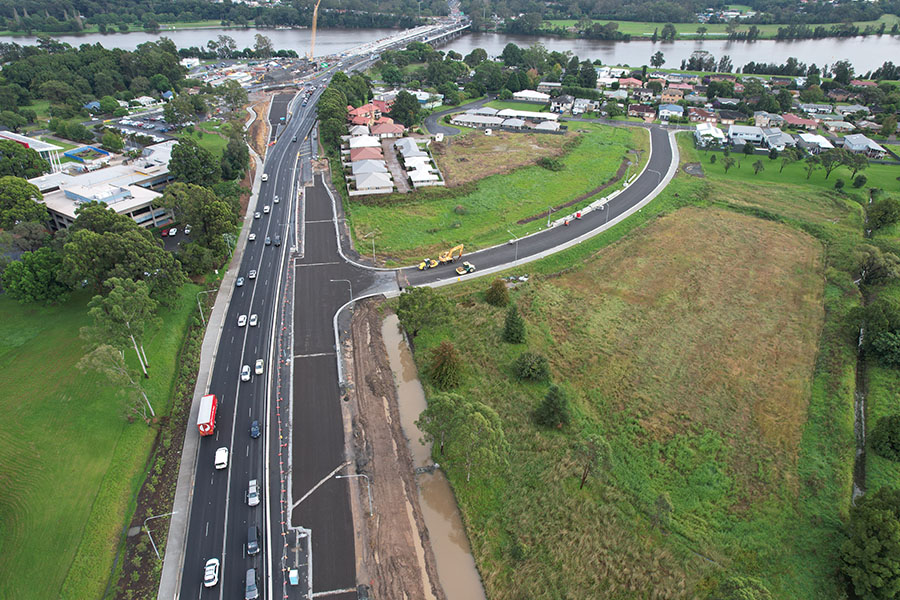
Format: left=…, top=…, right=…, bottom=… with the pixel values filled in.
left=853, top=174, right=868, bottom=188
left=718, top=575, right=772, bottom=600
left=503, top=304, right=526, bottom=343
left=538, top=157, right=564, bottom=171
left=514, top=351, right=549, bottom=381
left=869, top=197, right=900, bottom=230
left=871, top=415, right=900, bottom=461
left=834, top=178, right=845, bottom=190
left=710, top=154, right=716, bottom=164
left=453, top=204, right=467, bottom=215
left=534, top=384, right=571, bottom=428
left=430, top=341, right=462, bottom=389
left=485, top=278, right=509, bottom=307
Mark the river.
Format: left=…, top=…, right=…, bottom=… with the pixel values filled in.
left=9, top=26, right=900, bottom=72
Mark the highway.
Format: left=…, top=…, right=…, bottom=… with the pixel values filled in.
left=171, top=29, right=677, bottom=600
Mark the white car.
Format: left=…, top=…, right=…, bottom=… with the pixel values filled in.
left=263, top=205, right=270, bottom=214
left=273, top=195, right=279, bottom=204
left=238, top=314, right=248, bottom=327
left=214, top=447, right=228, bottom=469
left=241, top=365, right=251, bottom=381
left=203, top=558, right=220, bottom=587
left=168, top=227, right=177, bottom=236
left=255, top=359, right=264, bottom=375
left=247, top=479, right=260, bottom=507
left=249, top=233, right=256, bottom=241
left=249, top=314, right=258, bottom=327
left=254, top=212, right=261, bottom=219
left=184, top=225, right=192, bottom=235
left=248, top=270, right=257, bottom=279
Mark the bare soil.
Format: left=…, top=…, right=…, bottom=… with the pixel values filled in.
left=247, top=95, right=271, bottom=159
left=346, top=299, right=445, bottom=600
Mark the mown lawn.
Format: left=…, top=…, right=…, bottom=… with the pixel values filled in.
left=484, top=100, right=552, bottom=113
left=0, top=285, right=199, bottom=600
left=179, top=128, right=228, bottom=158
left=345, top=123, right=647, bottom=263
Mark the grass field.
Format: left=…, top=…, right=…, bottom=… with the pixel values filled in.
left=179, top=127, right=229, bottom=158
left=345, top=123, right=647, bottom=263
left=0, top=285, right=199, bottom=599
left=485, top=100, right=552, bottom=113
left=543, top=13, right=900, bottom=39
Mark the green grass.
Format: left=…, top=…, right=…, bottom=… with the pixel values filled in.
left=179, top=128, right=228, bottom=158
left=0, top=285, right=200, bottom=599
left=543, top=13, right=900, bottom=40
left=485, top=100, right=551, bottom=112
left=0, top=19, right=251, bottom=36
left=345, top=123, right=647, bottom=263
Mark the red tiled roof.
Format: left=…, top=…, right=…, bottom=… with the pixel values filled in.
left=782, top=113, right=818, bottom=127
left=350, top=147, right=384, bottom=161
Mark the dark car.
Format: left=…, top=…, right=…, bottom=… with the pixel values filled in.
left=247, top=525, right=259, bottom=556
left=250, top=420, right=260, bottom=439
left=274, top=235, right=281, bottom=247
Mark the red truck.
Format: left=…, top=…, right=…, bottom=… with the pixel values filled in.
left=197, top=394, right=218, bottom=436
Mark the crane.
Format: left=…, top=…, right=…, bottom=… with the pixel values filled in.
left=308, top=0, right=323, bottom=61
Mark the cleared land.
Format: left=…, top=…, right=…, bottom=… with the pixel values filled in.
left=411, top=203, right=828, bottom=598
left=345, top=123, right=647, bottom=263
left=0, top=286, right=199, bottom=599
left=432, top=130, right=571, bottom=186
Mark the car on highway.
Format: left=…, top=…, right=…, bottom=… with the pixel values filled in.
left=254, top=212, right=261, bottom=219
left=238, top=314, right=248, bottom=327
left=236, top=277, right=244, bottom=287
left=292, top=135, right=297, bottom=142
left=274, top=235, right=281, bottom=247
left=168, top=227, right=178, bottom=236
left=274, top=195, right=279, bottom=203
left=214, top=447, right=228, bottom=469
left=261, top=174, right=268, bottom=182
left=246, top=479, right=260, bottom=506
left=250, top=419, right=260, bottom=439
left=249, top=233, right=256, bottom=241
left=248, top=270, right=257, bottom=279
left=245, top=567, right=259, bottom=599
left=203, top=558, right=219, bottom=587
left=255, top=359, right=264, bottom=375
left=263, top=205, right=270, bottom=214
left=241, top=365, right=251, bottom=381
left=265, top=236, right=271, bottom=246
left=249, top=314, right=258, bottom=327
left=246, top=526, right=260, bottom=556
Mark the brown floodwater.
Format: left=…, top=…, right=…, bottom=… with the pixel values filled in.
left=382, top=315, right=488, bottom=600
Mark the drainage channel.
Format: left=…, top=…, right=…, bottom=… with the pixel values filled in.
left=381, top=314, right=488, bottom=600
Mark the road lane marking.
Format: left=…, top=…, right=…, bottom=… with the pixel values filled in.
left=294, top=261, right=341, bottom=268
left=293, top=352, right=335, bottom=358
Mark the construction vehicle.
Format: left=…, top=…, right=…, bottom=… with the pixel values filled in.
left=438, top=244, right=464, bottom=264
left=418, top=258, right=438, bottom=271
left=455, top=261, right=476, bottom=275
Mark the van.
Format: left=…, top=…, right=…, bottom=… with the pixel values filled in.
left=245, top=568, right=259, bottom=600
left=214, top=447, right=228, bottom=470
left=247, top=525, right=259, bottom=555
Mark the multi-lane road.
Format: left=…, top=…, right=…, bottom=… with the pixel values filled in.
left=169, top=46, right=677, bottom=600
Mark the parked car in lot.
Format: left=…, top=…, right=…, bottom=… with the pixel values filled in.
left=168, top=227, right=178, bottom=236
left=203, top=558, right=219, bottom=587
left=238, top=314, right=248, bottom=327
left=241, top=365, right=251, bottom=381
left=184, top=225, right=192, bottom=235
left=161, top=228, right=169, bottom=237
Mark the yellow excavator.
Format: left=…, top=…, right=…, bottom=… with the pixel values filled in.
left=438, top=244, right=464, bottom=264
left=418, top=258, right=438, bottom=271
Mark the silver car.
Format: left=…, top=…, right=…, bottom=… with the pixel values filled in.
left=247, top=479, right=260, bottom=506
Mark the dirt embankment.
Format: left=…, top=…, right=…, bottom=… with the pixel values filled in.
left=247, top=94, right=271, bottom=159
left=347, top=299, right=445, bottom=600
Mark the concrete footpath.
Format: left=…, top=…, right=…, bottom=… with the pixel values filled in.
left=156, top=104, right=268, bottom=599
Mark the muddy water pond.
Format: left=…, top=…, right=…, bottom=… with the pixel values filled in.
left=382, top=314, right=487, bottom=600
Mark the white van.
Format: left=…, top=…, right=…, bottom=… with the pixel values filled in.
left=214, top=447, right=229, bottom=470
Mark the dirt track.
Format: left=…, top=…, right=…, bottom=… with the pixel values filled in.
left=346, top=300, right=445, bottom=600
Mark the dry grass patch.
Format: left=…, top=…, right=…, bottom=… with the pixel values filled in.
left=431, top=130, right=573, bottom=186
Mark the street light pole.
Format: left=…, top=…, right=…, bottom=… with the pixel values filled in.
left=144, top=511, right=177, bottom=560
left=196, top=289, right=217, bottom=326
left=507, top=229, right=519, bottom=262
left=363, top=231, right=376, bottom=264
left=546, top=206, right=554, bottom=228
left=335, top=473, right=374, bottom=516
left=330, top=279, right=352, bottom=300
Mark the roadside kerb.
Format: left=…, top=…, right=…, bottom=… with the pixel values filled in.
left=157, top=139, right=265, bottom=599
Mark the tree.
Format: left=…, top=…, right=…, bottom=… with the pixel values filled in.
left=101, top=130, right=124, bottom=153
left=881, top=115, right=897, bottom=138
left=11, top=221, right=49, bottom=251
left=768, top=147, right=778, bottom=160
left=819, top=148, right=847, bottom=179
left=780, top=148, right=799, bottom=173
left=0, top=110, right=26, bottom=132
left=253, top=33, right=274, bottom=58
left=169, top=138, right=220, bottom=185
left=514, top=351, right=550, bottom=381
left=841, top=487, right=900, bottom=600
left=844, top=152, right=869, bottom=179
left=416, top=392, right=462, bottom=455
left=650, top=51, right=665, bottom=68
left=99, top=95, right=119, bottom=114
left=710, top=154, right=716, bottom=164
left=485, top=278, right=509, bottom=306
left=0, top=140, right=51, bottom=178
left=1, top=247, right=70, bottom=304
left=84, top=277, right=160, bottom=378
left=219, top=79, right=248, bottom=112
left=742, top=142, right=755, bottom=157
left=574, top=433, right=610, bottom=489
left=220, top=131, right=249, bottom=180
left=752, top=159, right=765, bottom=175
left=832, top=59, right=854, bottom=85
left=396, top=286, right=450, bottom=338
left=718, top=576, right=773, bottom=600
left=390, top=90, right=422, bottom=127
left=871, top=415, right=900, bottom=461
left=453, top=400, right=508, bottom=482
left=429, top=341, right=462, bottom=390
left=722, top=156, right=736, bottom=173
left=872, top=332, right=900, bottom=367
left=534, top=384, right=571, bottom=428
left=380, top=64, right=403, bottom=86
left=853, top=174, right=868, bottom=188
left=696, top=26, right=708, bottom=39
left=160, top=183, right=237, bottom=257
left=804, top=155, right=821, bottom=179
left=578, top=60, right=597, bottom=89
left=0, top=176, right=47, bottom=229
left=77, top=344, right=155, bottom=421
left=163, top=94, right=194, bottom=127
left=463, top=48, right=487, bottom=67
left=149, top=73, right=171, bottom=93
left=858, top=245, right=900, bottom=286
left=660, top=23, right=677, bottom=41
left=835, top=178, right=845, bottom=191
left=503, top=303, right=526, bottom=343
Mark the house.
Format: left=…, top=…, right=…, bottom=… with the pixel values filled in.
left=799, top=103, right=833, bottom=114
left=533, top=121, right=561, bottom=132
left=632, top=88, right=655, bottom=102
left=668, top=82, right=693, bottom=91
left=660, top=88, right=684, bottom=104
left=716, top=110, right=745, bottom=125
left=856, top=120, right=882, bottom=132
left=351, top=160, right=389, bottom=175
left=408, top=168, right=442, bottom=188
left=348, top=135, right=381, bottom=149
left=371, top=122, right=405, bottom=139
left=604, top=89, right=629, bottom=101
left=824, top=120, right=855, bottom=133
left=512, top=90, right=550, bottom=103
left=727, top=124, right=765, bottom=145
left=628, top=104, right=656, bottom=119
left=781, top=113, right=819, bottom=130
left=850, top=79, right=877, bottom=88
left=684, top=94, right=707, bottom=105
left=827, top=89, right=852, bottom=102
left=836, top=104, right=870, bottom=116
left=537, top=82, right=562, bottom=93
left=796, top=133, right=835, bottom=154
left=352, top=171, right=393, bottom=196
left=689, top=107, right=717, bottom=123
left=770, top=77, right=793, bottom=87
left=550, top=95, right=575, bottom=113
left=754, top=111, right=784, bottom=127
left=843, top=133, right=887, bottom=158
left=572, top=98, right=598, bottom=115
left=161, top=91, right=174, bottom=101
left=658, top=104, right=684, bottom=119
left=134, top=96, right=156, bottom=107
left=450, top=113, right=505, bottom=128
left=715, top=97, right=740, bottom=107
left=694, top=122, right=726, bottom=147
left=349, top=125, right=370, bottom=137
left=709, top=74, right=737, bottom=82
left=469, top=107, right=499, bottom=116
left=349, top=146, right=383, bottom=162
left=761, top=127, right=796, bottom=151
left=618, top=77, right=643, bottom=89
left=408, top=90, right=441, bottom=109
left=502, top=118, right=527, bottom=130
left=83, top=101, right=101, bottom=111
left=395, top=137, right=428, bottom=159
left=496, top=109, right=559, bottom=122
